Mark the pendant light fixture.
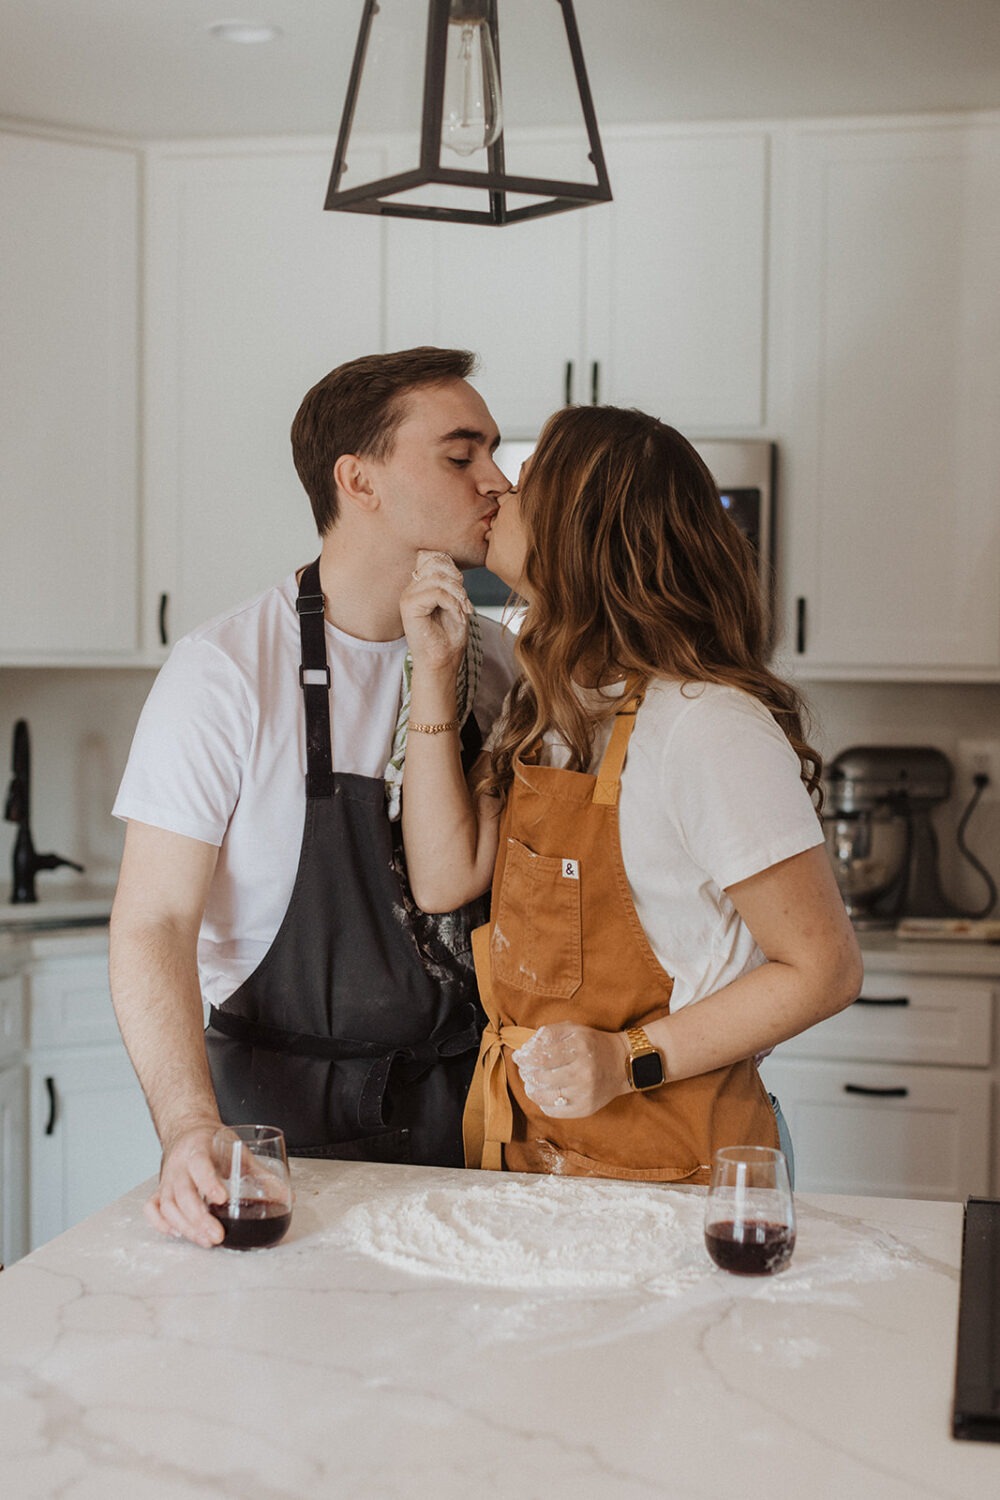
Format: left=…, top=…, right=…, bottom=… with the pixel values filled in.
left=325, top=0, right=612, bottom=227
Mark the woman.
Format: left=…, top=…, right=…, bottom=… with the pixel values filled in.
left=399, top=405, right=862, bottom=1182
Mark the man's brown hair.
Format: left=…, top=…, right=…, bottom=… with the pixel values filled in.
left=291, top=346, right=477, bottom=533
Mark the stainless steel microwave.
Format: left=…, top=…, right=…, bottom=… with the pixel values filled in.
left=465, top=436, right=776, bottom=620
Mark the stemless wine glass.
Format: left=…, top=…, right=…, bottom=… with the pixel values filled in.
left=210, top=1124, right=293, bottom=1250
left=704, top=1145, right=796, bottom=1276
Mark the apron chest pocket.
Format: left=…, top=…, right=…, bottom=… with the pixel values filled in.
left=492, top=838, right=583, bottom=998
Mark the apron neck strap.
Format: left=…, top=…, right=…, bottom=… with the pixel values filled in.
left=593, top=676, right=646, bottom=806
left=296, top=558, right=335, bottom=800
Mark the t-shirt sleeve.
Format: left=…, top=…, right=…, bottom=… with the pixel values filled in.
left=112, top=635, right=253, bottom=846
left=661, top=688, right=823, bottom=890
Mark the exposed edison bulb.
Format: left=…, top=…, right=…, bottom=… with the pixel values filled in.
left=441, top=4, right=503, bottom=157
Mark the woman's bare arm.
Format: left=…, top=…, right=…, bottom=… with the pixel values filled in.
left=399, top=551, right=503, bottom=911
left=515, top=845, right=863, bottom=1116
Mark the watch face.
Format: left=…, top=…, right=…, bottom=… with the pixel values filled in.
left=630, top=1049, right=664, bottom=1091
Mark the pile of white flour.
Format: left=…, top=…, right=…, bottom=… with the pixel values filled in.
left=327, top=1173, right=917, bottom=1298
left=334, top=1175, right=699, bottom=1291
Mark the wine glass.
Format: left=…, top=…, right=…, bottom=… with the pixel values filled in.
left=210, top=1124, right=293, bottom=1250
left=704, top=1145, right=795, bottom=1276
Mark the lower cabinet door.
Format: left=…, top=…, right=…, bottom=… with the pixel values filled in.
left=29, top=1048, right=161, bottom=1252
left=760, top=1056, right=993, bottom=1201
left=0, top=1062, right=27, bottom=1266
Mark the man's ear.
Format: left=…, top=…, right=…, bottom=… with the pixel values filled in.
left=333, top=453, right=380, bottom=515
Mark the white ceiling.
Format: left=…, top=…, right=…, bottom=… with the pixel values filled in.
left=1, top=0, right=999, bottom=141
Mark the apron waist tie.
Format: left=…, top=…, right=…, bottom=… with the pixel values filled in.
left=208, top=1004, right=483, bottom=1135
left=463, top=1017, right=535, bottom=1171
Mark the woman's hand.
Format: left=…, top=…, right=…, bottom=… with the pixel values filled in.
left=400, top=549, right=473, bottom=673
left=512, top=1023, right=631, bottom=1118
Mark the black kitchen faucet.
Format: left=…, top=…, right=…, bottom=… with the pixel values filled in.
left=4, top=718, right=84, bottom=903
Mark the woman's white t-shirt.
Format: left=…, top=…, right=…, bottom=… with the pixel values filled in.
left=529, top=679, right=824, bottom=1011
left=113, top=574, right=517, bottom=1008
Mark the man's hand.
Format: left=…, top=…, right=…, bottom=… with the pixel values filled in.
left=512, top=1023, right=632, bottom=1118
left=144, top=1121, right=228, bottom=1248
left=400, top=549, right=473, bottom=673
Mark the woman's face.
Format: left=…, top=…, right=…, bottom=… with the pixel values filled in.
left=485, top=461, right=531, bottom=595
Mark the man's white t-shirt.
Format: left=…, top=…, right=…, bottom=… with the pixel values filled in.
left=531, top=679, right=825, bottom=1011
left=113, top=573, right=517, bottom=1009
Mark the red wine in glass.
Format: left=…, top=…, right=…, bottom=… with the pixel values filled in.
left=704, top=1219, right=795, bottom=1276
left=210, top=1198, right=291, bottom=1250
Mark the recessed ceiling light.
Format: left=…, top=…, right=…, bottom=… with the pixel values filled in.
left=208, top=20, right=283, bottom=45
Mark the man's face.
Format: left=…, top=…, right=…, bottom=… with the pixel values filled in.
left=364, top=380, right=510, bottom=569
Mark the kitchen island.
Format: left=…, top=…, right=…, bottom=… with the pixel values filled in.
left=0, top=1159, right=992, bottom=1499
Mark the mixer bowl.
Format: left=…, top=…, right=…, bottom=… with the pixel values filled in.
left=822, top=809, right=909, bottom=926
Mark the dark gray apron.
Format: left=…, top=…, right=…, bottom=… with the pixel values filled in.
left=204, top=559, right=488, bottom=1165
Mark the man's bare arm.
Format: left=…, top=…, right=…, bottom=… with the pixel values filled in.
left=109, top=819, right=227, bottom=1247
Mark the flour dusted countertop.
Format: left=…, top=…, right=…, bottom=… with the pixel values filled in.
left=0, top=1159, right=992, bottom=1499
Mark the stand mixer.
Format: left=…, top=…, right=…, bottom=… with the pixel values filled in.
left=822, top=746, right=955, bottom=928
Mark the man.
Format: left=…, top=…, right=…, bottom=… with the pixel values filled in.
left=110, top=348, right=515, bottom=1248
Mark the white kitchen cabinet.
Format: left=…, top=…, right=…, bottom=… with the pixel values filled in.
left=762, top=967, right=997, bottom=1200
left=589, top=131, right=768, bottom=431
left=0, top=131, right=139, bottom=663
left=385, top=138, right=592, bottom=437
left=25, top=938, right=160, bottom=1255
left=143, top=142, right=387, bottom=647
left=775, top=120, right=1000, bottom=676
left=385, top=129, right=769, bottom=438
left=0, top=975, right=27, bottom=1267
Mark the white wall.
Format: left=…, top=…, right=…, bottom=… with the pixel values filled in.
left=1, top=666, right=997, bottom=918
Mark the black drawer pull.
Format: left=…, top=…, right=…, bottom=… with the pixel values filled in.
left=564, top=361, right=574, bottom=405
left=855, top=995, right=910, bottom=1007
left=795, top=596, right=807, bottom=653
left=590, top=360, right=600, bottom=404
left=44, top=1076, right=58, bottom=1135
left=844, top=1084, right=910, bottom=1099
left=158, top=592, right=169, bottom=646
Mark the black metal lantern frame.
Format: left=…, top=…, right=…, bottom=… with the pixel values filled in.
left=325, top=0, right=612, bottom=226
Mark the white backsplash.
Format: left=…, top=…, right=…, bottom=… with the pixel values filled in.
left=0, top=668, right=155, bottom=900
left=801, top=678, right=1000, bottom=914
left=1, top=668, right=998, bottom=917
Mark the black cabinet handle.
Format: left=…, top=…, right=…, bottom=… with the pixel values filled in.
left=854, top=995, right=910, bottom=1007
left=564, top=361, right=574, bottom=405
left=158, top=592, right=169, bottom=646
left=795, top=596, right=807, bottom=653
left=843, top=1083, right=910, bottom=1099
left=590, top=360, right=600, bottom=404
left=44, top=1076, right=58, bottom=1135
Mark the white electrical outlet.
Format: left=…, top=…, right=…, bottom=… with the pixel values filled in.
left=955, top=740, right=1000, bottom=804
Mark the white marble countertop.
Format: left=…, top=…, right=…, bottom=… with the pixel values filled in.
left=859, top=931, right=1000, bottom=977
left=0, top=878, right=116, bottom=931
left=0, top=1159, right=993, bottom=1499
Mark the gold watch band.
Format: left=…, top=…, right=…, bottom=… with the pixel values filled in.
left=625, top=1025, right=656, bottom=1058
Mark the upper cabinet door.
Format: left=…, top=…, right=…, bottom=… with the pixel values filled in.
left=144, top=145, right=386, bottom=647
left=0, top=134, right=139, bottom=661
left=384, top=140, right=592, bottom=439
left=779, top=123, right=1000, bottom=674
left=588, top=132, right=769, bottom=432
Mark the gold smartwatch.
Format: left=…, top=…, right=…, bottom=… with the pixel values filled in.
left=625, top=1026, right=665, bottom=1092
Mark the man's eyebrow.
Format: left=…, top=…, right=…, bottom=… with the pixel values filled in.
left=439, top=427, right=502, bottom=451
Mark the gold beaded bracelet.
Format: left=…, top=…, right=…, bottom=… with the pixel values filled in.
left=409, top=719, right=460, bottom=734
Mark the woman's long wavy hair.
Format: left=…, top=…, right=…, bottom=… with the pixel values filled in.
left=479, top=405, right=822, bottom=809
